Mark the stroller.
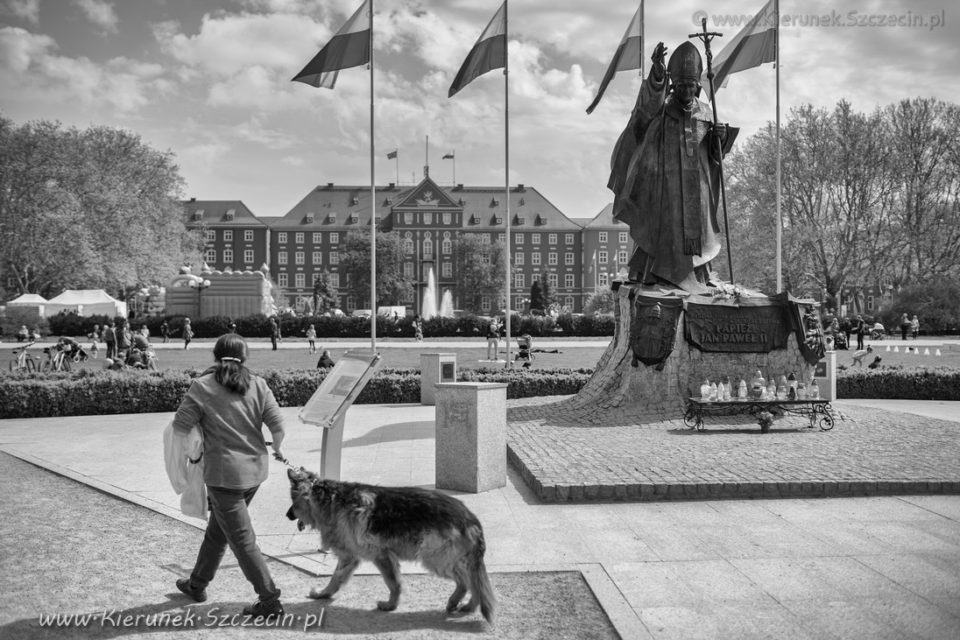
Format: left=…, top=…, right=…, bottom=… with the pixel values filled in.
left=516, top=334, right=534, bottom=366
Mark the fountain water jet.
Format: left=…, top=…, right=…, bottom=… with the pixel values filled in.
left=421, top=267, right=437, bottom=320
left=439, top=289, right=455, bottom=318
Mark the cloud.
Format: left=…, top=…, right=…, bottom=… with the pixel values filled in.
left=0, top=26, right=164, bottom=113
left=74, top=0, right=118, bottom=34
left=2, top=0, right=39, bottom=23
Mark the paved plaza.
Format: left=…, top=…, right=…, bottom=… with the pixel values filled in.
left=2, top=398, right=960, bottom=638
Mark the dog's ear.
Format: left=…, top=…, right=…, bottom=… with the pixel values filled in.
left=287, top=467, right=304, bottom=482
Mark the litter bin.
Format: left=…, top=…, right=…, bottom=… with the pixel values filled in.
left=420, top=353, right=457, bottom=405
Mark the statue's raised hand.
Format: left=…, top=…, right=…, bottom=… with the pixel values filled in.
left=652, top=42, right=668, bottom=73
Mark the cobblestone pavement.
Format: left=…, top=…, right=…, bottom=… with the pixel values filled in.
left=507, top=397, right=960, bottom=502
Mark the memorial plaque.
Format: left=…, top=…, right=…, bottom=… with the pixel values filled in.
left=684, top=302, right=790, bottom=353
left=300, top=350, right=381, bottom=428
left=441, top=362, right=455, bottom=382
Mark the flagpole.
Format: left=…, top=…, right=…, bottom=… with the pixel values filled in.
left=774, top=0, right=782, bottom=293
left=394, top=152, right=399, bottom=186
left=640, top=0, right=644, bottom=77
left=368, top=0, right=376, bottom=349
left=452, top=152, right=456, bottom=185
left=503, top=0, right=512, bottom=369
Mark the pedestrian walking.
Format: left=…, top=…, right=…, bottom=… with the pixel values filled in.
left=910, top=314, right=920, bottom=340
left=413, top=314, right=423, bottom=342
left=161, top=320, right=170, bottom=343
left=269, top=317, right=280, bottom=351
left=305, top=324, right=317, bottom=354
left=103, top=322, right=117, bottom=360
left=88, top=324, right=101, bottom=359
left=486, top=320, right=501, bottom=360
left=855, top=314, right=866, bottom=351
left=16, top=325, right=29, bottom=343
left=899, top=313, right=910, bottom=341
left=183, top=318, right=193, bottom=350
left=171, top=333, right=287, bottom=620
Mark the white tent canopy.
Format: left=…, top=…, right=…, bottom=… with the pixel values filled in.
left=7, top=293, right=48, bottom=305
left=45, top=289, right=127, bottom=318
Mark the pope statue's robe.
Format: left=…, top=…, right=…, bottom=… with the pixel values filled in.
left=608, top=71, right=738, bottom=294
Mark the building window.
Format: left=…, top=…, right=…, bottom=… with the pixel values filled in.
left=618, top=250, right=628, bottom=265
left=244, top=230, right=254, bottom=242
left=442, top=239, right=452, bottom=255
left=312, top=251, right=322, bottom=265
left=481, top=296, right=491, bottom=312
left=442, top=262, right=452, bottom=278
left=565, top=252, right=574, bottom=265
left=243, top=249, right=254, bottom=263
left=403, top=234, right=414, bottom=255
left=295, top=232, right=304, bottom=244
left=599, top=231, right=608, bottom=243
left=278, top=273, right=288, bottom=288
left=294, top=273, right=305, bottom=289
left=532, top=253, right=541, bottom=266
left=442, top=212, right=451, bottom=224
left=403, top=262, right=414, bottom=278
left=599, top=251, right=608, bottom=264
left=330, top=232, right=339, bottom=244
left=223, top=249, right=233, bottom=263
left=423, top=212, right=432, bottom=225
left=514, top=233, right=524, bottom=244
left=532, top=234, right=541, bottom=245
left=423, top=239, right=433, bottom=257
left=205, top=230, right=216, bottom=242
left=313, top=232, right=322, bottom=244
left=278, top=251, right=288, bottom=265
left=278, top=232, right=287, bottom=244
left=619, top=231, right=628, bottom=244
left=480, top=234, right=491, bottom=245
left=548, top=233, right=557, bottom=245
left=329, top=251, right=339, bottom=265
left=295, top=251, right=304, bottom=265
left=867, top=295, right=875, bottom=311
left=565, top=274, right=575, bottom=288
left=328, top=273, right=339, bottom=288
left=404, top=212, right=413, bottom=225
left=565, top=233, right=574, bottom=245
left=548, top=252, right=557, bottom=266
left=548, top=273, right=558, bottom=287
left=598, top=273, right=609, bottom=287
left=224, top=230, right=233, bottom=241
left=205, top=249, right=216, bottom=263
left=564, top=295, right=574, bottom=308
left=514, top=273, right=525, bottom=289
left=515, top=252, right=524, bottom=265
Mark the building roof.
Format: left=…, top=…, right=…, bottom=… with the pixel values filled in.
left=182, top=200, right=267, bottom=227
left=582, top=203, right=627, bottom=229
left=7, top=293, right=48, bottom=304
left=270, top=176, right=583, bottom=231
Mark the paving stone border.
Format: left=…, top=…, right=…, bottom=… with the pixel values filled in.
left=506, top=397, right=960, bottom=503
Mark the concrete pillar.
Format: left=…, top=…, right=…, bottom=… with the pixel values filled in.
left=419, top=353, right=457, bottom=405
left=435, top=382, right=507, bottom=493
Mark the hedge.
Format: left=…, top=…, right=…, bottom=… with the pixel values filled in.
left=1, top=365, right=955, bottom=419
left=43, top=309, right=618, bottom=340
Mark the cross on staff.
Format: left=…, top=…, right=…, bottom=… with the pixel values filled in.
left=689, top=18, right=734, bottom=284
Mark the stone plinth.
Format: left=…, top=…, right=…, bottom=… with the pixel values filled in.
left=556, top=283, right=820, bottom=421
left=420, top=353, right=457, bottom=405
left=435, top=383, right=507, bottom=493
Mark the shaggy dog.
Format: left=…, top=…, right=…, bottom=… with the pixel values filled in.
left=286, top=467, right=495, bottom=623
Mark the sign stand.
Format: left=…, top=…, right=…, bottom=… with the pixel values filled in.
left=299, top=350, right=382, bottom=480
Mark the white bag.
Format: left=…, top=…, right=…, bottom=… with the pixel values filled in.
left=162, top=422, right=207, bottom=520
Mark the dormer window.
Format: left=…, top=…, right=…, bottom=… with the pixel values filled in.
left=490, top=198, right=499, bottom=207
left=535, top=214, right=545, bottom=225
left=192, top=210, right=204, bottom=221
left=349, top=213, right=359, bottom=223
left=494, top=216, right=503, bottom=224
left=470, top=214, right=480, bottom=224
left=306, top=212, right=315, bottom=223
left=225, top=209, right=235, bottom=221
left=351, top=196, right=359, bottom=205
left=327, top=213, right=336, bottom=223
left=514, top=214, right=525, bottom=225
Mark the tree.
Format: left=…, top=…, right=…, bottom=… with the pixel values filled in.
left=539, top=271, right=556, bottom=309
left=0, top=115, right=203, bottom=298
left=584, top=287, right=616, bottom=314
left=311, top=270, right=339, bottom=314
left=529, top=279, right=544, bottom=311
left=452, top=233, right=507, bottom=313
left=338, top=230, right=413, bottom=308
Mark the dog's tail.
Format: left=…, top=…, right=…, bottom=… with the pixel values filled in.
left=467, top=525, right=496, bottom=624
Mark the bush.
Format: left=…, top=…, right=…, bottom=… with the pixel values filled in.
left=879, top=278, right=960, bottom=335
left=837, top=366, right=960, bottom=400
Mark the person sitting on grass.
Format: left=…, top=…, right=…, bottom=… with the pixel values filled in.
left=316, top=349, right=335, bottom=369
left=851, top=345, right=873, bottom=367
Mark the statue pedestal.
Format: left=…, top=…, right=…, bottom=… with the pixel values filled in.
left=559, top=283, right=820, bottom=421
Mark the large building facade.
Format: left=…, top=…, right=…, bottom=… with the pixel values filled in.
left=185, top=176, right=630, bottom=315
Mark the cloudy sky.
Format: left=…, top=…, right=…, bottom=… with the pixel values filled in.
left=1, top=0, right=957, bottom=220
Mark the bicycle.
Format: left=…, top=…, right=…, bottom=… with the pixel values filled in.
left=9, top=342, right=39, bottom=372
left=42, top=344, right=87, bottom=372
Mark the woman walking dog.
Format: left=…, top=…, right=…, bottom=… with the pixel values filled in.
left=171, top=333, right=287, bottom=620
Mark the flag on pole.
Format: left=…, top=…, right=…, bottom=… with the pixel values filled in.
left=703, top=0, right=776, bottom=97
left=386, top=149, right=397, bottom=159
left=442, top=152, right=455, bottom=159
left=292, top=0, right=371, bottom=88
left=447, top=1, right=507, bottom=97
left=586, top=4, right=643, bottom=114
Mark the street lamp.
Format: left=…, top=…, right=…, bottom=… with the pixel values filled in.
left=190, top=279, right=211, bottom=318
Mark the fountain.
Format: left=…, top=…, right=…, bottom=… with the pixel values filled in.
left=439, top=289, right=455, bottom=318
left=421, top=267, right=437, bottom=320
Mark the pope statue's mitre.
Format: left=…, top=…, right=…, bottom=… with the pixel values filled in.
left=667, top=41, right=703, bottom=84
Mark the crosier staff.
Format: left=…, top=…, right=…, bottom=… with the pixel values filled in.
left=689, top=17, right=734, bottom=283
